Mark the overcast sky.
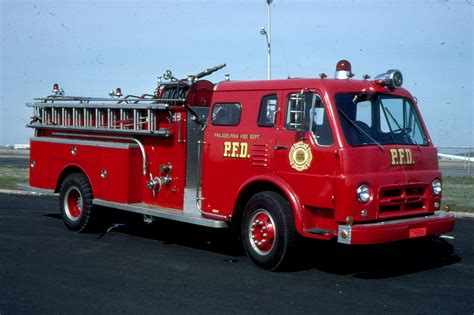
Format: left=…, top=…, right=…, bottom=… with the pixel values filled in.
left=1, top=0, right=473, bottom=147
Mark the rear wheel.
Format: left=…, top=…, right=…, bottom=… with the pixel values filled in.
left=242, top=191, right=296, bottom=271
left=59, top=173, right=95, bottom=232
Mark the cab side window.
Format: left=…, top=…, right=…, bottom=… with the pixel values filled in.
left=211, top=103, right=242, bottom=126
left=258, top=94, right=277, bottom=127
left=285, top=92, right=334, bottom=146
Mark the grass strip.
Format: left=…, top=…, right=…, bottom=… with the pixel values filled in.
left=442, top=176, right=474, bottom=213
left=0, top=166, right=29, bottom=190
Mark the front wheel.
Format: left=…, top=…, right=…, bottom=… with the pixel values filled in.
left=242, top=192, right=296, bottom=271
left=59, top=173, right=95, bottom=232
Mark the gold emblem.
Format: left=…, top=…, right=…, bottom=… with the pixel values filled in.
left=289, top=141, right=313, bottom=171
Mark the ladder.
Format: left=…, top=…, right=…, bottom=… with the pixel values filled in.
left=27, top=96, right=185, bottom=137
left=288, top=94, right=305, bottom=130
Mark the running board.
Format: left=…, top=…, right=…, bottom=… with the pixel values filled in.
left=305, top=228, right=336, bottom=236
left=16, top=183, right=57, bottom=195
left=93, top=199, right=228, bottom=229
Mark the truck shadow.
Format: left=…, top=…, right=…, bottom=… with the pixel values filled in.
left=112, top=213, right=246, bottom=257
left=298, top=237, right=460, bottom=278
left=107, top=211, right=461, bottom=278
left=44, top=209, right=461, bottom=278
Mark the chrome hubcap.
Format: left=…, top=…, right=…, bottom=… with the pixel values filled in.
left=248, top=209, right=276, bottom=255
left=64, top=186, right=83, bottom=221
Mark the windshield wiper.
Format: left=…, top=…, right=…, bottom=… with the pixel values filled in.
left=379, top=103, right=397, bottom=144
left=384, top=107, right=420, bottom=150
left=337, top=108, right=384, bottom=152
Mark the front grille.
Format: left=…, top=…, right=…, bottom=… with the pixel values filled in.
left=379, top=185, right=427, bottom=213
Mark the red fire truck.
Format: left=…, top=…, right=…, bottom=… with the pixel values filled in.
left=21, top=61, right=455, bottom=270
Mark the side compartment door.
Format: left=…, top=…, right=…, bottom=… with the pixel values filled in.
left=200, top=92, right=280, bottom=217
left=200, top=101, right=245, bottom=217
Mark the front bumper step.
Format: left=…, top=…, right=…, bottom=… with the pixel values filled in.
left=337, top=211, right=455, bottom=244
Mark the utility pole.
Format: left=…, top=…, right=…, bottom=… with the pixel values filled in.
left=260, top=0, right=272, bottom=80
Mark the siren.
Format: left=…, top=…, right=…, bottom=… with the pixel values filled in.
left=335, top=60, right=353, bottom=79
left=374, top=70, right=403, bottom=91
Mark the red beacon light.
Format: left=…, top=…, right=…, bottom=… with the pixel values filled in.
left=335, top=60, right=353, bottom=79
left=52, top=83, right=64, bottom=96
left=115, top=88, right=123, bottom=97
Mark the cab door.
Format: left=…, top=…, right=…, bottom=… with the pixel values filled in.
left=274, top=90, right=337, bottom=210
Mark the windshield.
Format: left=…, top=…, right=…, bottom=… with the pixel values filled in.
left=335, top=93, right=428, bottom=147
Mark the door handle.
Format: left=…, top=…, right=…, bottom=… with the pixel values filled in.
left=274, top=145, right=288, bottom=150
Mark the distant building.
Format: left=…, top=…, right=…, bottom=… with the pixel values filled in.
left=13, top=144, right=30, bottom=150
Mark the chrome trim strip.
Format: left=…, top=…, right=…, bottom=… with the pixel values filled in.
left=27, top=102, right=171, bottom=110
left=354, top=211, right=453, bottom=227
left=199, top=209, right=231, bottom=220
left=195, top=141, right=230, bottom=221
left=93, top=199, right=228, bottom=229
left=196, top=140, right=203, bottom=209
left=31, top=136, right=136, bottom=150
left=26, top=124, right=171, bottom=137
left=51, top=132, right=148, bottom=176
left=16, top=183, right=57, bottom=195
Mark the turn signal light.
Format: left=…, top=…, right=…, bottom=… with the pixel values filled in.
left=345, top=216, right=354, bottom=226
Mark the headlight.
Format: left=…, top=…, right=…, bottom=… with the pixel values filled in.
left=356, top=184, right=370, bottom=203
left=432, top=179, right=442, bottom=195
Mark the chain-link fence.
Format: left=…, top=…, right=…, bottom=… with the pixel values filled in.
left=438, top=147, right=473, bottom=177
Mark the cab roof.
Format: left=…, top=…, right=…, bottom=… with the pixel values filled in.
left=214, top=78, right=411, bottom=97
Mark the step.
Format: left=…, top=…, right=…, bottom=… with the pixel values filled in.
left=305, top=228, right=336, bottom=236
left=93, top=199, right=228, bottom=229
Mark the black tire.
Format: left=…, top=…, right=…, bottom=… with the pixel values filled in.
left=59, top=173, right=95, bottom=232
left=242, top=191, right=297, bottom=271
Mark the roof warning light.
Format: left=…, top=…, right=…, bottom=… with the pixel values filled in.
left=335, top=60, right=353, bottom=79
left=52, top=83, right=64, bottom=96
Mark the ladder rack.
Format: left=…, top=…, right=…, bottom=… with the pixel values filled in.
left=27, top=97, right=185, bottom=137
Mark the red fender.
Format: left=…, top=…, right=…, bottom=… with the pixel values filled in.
left=236, top=174, right=305, bottom=235
left=55, top=163, right=95, bottom=195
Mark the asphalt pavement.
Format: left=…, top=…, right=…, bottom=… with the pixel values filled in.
left=0, top=150, right=29, bottom=168
left=0, top=193, right=473, bottom=314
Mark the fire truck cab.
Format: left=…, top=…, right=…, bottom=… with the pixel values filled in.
left=22, top=61, right=455, bottom=270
